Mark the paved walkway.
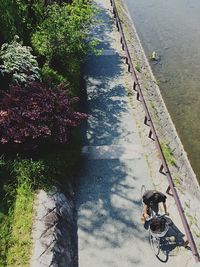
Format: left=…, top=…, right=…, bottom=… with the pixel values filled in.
left=75, top=0, right=198, bottom=266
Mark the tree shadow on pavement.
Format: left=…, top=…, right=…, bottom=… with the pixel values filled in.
left=74, top=1, right=154, bottom=266
left=74, top=157, right=147, bottom=266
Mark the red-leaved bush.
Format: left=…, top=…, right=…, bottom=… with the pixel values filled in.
left=0, top=82, right=87, bottom=147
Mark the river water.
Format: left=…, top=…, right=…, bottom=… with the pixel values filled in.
left=124, top=0, right=200, bottom=180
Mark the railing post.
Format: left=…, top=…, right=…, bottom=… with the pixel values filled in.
left=148, top=129, right=154, bottom=140
left=166, top=185, right=171, bottom=194
left=133, top=81, right=137, bottom=91
left=116, top=20, right=119, bottom=31
left=120, top=37, right=125, bottom=50
left=159, top=164, right=164, bottom=173
left=113, top=8, right=116, bottom=18
left=136, top=92, right=140, bottom=101
left=144, top=116, right=149, bottom=126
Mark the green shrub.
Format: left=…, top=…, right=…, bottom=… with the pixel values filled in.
left=32, top=1, right=97, bottom=88
left=38, top=128, right=82, bottom=184
left=0, top=36, right=40, bottom=86
left=41, top=63, right=67, bottom=85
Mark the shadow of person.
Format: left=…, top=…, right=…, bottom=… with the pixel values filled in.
left=158, top=217, right=190, bottom=262
left=143, top=216, right=190, bottom=263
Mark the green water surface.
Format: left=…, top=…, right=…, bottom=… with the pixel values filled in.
left=125, top=0, right=200, bottom=181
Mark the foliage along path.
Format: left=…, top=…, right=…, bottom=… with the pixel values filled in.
left=75, top=0, right=198, bottom=266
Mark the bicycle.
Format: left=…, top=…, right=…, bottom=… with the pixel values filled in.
left=149, top=213, right=170, bottom=256
left=141, top=185, right=170, bottom=256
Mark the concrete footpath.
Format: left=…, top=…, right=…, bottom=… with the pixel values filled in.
left=75, top=0, right=198, bottom=266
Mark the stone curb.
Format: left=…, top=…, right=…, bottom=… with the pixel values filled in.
left=30, top=187, right=76, bottom=267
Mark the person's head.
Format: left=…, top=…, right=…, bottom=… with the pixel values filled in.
left=150, top=218, right=160, bottom=232
left=150, top=224, right=157, bottom=232
left=150, top=217, right=166, bottom=232
left=154, top=193, right=160, bottom=203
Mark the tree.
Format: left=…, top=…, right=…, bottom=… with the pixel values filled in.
left=0, top=82, right=87, bottom=149
left=0, top=0, right=45, bottom=45
left=32, top=1, right=97, bottom=83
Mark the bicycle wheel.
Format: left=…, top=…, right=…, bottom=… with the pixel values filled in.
left=149, top=232, right=160, bottom=256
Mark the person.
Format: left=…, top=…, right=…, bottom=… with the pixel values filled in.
left=142, top=190, right=169, bottom=221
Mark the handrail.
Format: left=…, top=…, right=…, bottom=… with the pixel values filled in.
left=110, top=0, right=200, bottom=262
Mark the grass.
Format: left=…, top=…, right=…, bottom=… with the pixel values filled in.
left=194, top=229, right=200, bottom=238
left=0, top=217, right=11, bottom=266
left=186, top=212, right=198, bottom=228
left=150, top=100, right=156, bottom=111
left=161, top=143, right=176, bottom=166
left=135, top=62, right=142, bottom=73
left=6, top=181, right=34, bottom=266
left=0, top=129, right=82, bottom=266
left=185, top=200, right=190, bottom=209
left=173, top=175, right=181, bottom=187
left=0, top=159, right=44, bottom=266
left=0, top=158, right=14, bottom=267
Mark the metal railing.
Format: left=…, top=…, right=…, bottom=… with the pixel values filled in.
left=110, top=0, right=200, bottom=262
